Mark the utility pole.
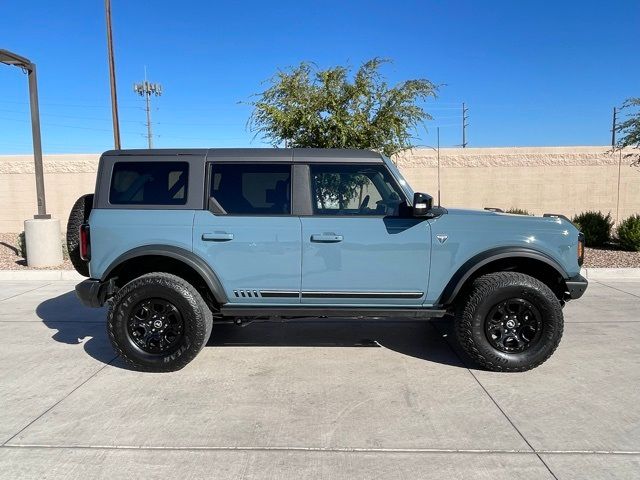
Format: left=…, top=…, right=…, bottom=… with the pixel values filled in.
left=134, top=68, right=162, bottom=148
left=105, top=0, right=121, bottom=149
left=611, top=107, right=617, bottom=148
left=462, top=102, right=469, bottom=148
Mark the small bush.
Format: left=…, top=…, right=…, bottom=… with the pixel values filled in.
left=572, top=211, right=613, bottom=247
left=506, top=208, right=531, bottom=215
left=17, top=232, right=27, bottom=259
left=617, top=215, right=640, bottom=252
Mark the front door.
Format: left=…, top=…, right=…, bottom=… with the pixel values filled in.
left=300, top=163, right=431, bottom=306
left=193, top=162, right=301, bottom=304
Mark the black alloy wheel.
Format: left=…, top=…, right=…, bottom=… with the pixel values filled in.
left=127, top=298, right=185, bottom=355
left=484, top=298, right=542, bottom=353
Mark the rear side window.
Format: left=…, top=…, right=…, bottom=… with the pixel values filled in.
left=109, top=162, right=189, bottom=205
left=210, top=163, right=291, bottom=215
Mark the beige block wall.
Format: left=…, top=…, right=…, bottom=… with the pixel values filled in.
left=0, top=147, right=638, bottom=232
left=395, top=146, right=639, bottom=223
left=0, top=154, right=99, bottom=232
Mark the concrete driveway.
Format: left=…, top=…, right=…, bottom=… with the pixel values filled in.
left=0, top=279, right=638, bottom=479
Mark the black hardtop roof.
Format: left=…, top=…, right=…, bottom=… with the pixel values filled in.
left=101, top=148, right=384, bottom=163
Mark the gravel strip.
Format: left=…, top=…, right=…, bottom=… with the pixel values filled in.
left=0, top=232, right=74, bottom=270
left=583, top=247, right=640, bottom=268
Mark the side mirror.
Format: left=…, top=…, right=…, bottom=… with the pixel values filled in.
left=412, top=192, right=433, bottom=217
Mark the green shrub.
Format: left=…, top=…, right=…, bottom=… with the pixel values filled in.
left=617, top=215, right=640, bottom=252
left=506, top=208, right=531, bottom=215
left=572, top=211, right=613, bottom=247
left=17, top=232, right=27, bottom=259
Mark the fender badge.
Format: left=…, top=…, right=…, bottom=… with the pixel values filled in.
left=436, top=234, right=448, bottom=244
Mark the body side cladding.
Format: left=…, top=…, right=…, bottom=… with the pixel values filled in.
left=101, top=245, right=228, bottom=304
left=438, top=247, right=570, bottom=306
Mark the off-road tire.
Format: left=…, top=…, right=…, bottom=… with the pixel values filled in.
left=454, top=272, right=563, bottom=372
left=66, top=194, right=94, bottom=277
left=107, top=273, right=213, bottom=372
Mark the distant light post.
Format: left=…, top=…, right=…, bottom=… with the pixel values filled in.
left=0, top=49, right=48, bottom=218
left=419, top=127, right=441, bottom=206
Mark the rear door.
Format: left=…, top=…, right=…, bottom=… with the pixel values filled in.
left=300, top=163, right=432, bottom=306
left=192, top=161, right=302, bottom=304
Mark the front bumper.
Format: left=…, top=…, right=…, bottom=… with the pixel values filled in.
left=565, top=274, right=588, bottom=300
left=75, top=278, right=115, bottom=308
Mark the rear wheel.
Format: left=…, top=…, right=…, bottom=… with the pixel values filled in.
left=453, top=272, right=563, bottom=372
left=66, top=194, right=93, bottom=277
left=107, top=273, right=213, bottom=372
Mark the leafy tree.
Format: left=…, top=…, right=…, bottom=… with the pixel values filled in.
left=248, top=58, right=438, bottom=157
left=614, top=97, right=640, bottom=168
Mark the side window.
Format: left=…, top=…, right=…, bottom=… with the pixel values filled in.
left=310, top=164, right=405, bottom=216
left=109, top=161, right=188, bottom=205
left=210, top=163, right=291, bottom=215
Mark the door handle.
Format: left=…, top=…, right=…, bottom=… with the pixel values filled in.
left=310, top=233, right=343, bottom=243
left=202, top=232, right=234, bottom=242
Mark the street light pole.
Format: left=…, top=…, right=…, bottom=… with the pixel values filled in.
left=0, top=49, right=48, bottom=218
left=1, top=48, right=62, bottom=267
left=27, top=63, right=48, bottom=218
left=437, top=127, right=441, bottom=207
left=418, top=129, right=442, bottom=207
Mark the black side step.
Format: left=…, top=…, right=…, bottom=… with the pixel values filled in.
left=220, top=306, right=448, bottom=319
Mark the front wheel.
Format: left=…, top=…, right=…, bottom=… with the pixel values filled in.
left=454, top=272, right=563, bottom=372
left=107, top=273, right=213, bottom=372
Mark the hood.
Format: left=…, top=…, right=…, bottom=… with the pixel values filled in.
left=442, top=208, right=579, bottom=230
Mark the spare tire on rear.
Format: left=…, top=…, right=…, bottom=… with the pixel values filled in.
left=66, top=194, right=94, bottom=277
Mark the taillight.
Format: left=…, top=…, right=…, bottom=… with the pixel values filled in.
left=79, top=224, right=91, bottom=261
left=577, top=232, right=585, bottom=266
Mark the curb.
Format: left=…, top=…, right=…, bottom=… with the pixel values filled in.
left=0, top=270, right=84, bottom=281
left=581, top=268, right=640, bottom=281
left=0, top=268, right=639, bottom=282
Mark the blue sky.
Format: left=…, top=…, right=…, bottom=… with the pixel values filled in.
left=1, top=0, right=638, bottom=154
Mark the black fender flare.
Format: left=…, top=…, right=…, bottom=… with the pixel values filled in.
left=101, top=245, right=228, bottom=304
left=438, top=247, right=569, bottom=305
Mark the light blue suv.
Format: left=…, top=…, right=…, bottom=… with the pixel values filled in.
left=69, top=148, right=587, bottom=372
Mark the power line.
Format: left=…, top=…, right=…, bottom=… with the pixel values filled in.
left=0, top=108, right=144, bottom=124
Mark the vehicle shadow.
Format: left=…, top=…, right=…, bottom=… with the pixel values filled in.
left=37, top=291, right=466, bottom=370
left=209, top=318, right=466, bottom=368
left=36, top=291, right=121, bottom=367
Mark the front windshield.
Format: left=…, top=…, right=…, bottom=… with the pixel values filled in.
left=381, top=155, right=415, bottom=200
